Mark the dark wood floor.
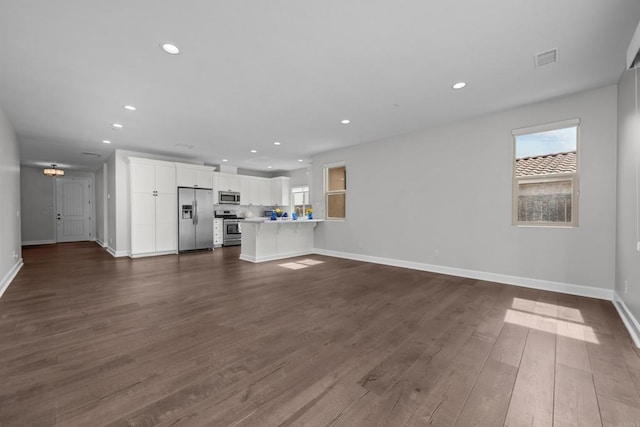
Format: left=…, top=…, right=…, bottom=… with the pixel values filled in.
left=1, top=243, right=640, bottom=426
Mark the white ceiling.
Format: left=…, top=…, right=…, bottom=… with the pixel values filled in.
left=1, top=1, right=639, bottom=173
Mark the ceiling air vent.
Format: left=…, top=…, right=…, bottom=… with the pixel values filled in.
left=81, top=152, right=102, bottom=158
left=535, top=48, right=558, bottom=68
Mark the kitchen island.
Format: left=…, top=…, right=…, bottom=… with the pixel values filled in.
left=240, top=218, right=323, bottom=263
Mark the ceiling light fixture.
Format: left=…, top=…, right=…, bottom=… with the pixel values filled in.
left=250, top=149, right=257, bottom=153
left=341, top=119, right=350, bottom=124
left=161, top=43, right=180, bottom=54
left=273, top=141, right=281, bottom=146
left=123, top=105, right=136, bottom=111
left=112, top=123, right=123, bottom=129
left=102, top=140, right=111, bottom=144
left=298, top=159, right=304, bottom=162
left=43, top=164, right=64, bottom=177
left=267, top=166, right=273, bottom=169
left=452, top=82, right=467, bottom=90
left=222, top=159, right=228, bottom=162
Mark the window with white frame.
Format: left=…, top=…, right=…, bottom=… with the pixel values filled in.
left=513, top=119, right=579, bottom=226
left=291, top=186, right=311, bottom=217
left=325, top=162, right=346, bottom=219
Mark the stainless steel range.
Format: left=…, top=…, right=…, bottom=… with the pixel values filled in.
left=215, top=210, right=243, bottom=246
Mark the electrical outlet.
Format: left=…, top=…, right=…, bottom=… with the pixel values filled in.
left=637, top=241, right=640, bottom=252
left=624, top=280, right=629, bottom=294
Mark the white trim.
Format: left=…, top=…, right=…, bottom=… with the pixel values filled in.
left=107, top=247, right=129, bottom=257
left=240, top=249, right=314, bottom=263
left=627, top=18, right=640, bottom=69
left=96, top=239, right=106, bottom=247
left=512, top=118, right=580, bottom=136
left=0, top=259, right=24, bottom=299
left=21, top=240, right=56, bottom=246
left=613, top=292, right=640, bottom=348
left=313, top=248, right=613, bottom=301
left=129, top=250, right=176, bottom=259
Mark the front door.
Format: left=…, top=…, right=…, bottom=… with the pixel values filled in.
left=56, top=177, right=92, bottom=242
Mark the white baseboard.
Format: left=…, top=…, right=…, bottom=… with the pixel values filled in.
left=0, top=259, right=24, bottom=299
left=96, top=239, right=106, bottom=247
left=613, top=292, right=640, bottom=348
left=107, top=247, right=129, bottom=257
left=240, top=250, right=313, bottom=263
left=313, top=248, right=614, bottom=301
left=129, top=250, right=176, bottom=259
left=21, top=240, right=55, bottom=246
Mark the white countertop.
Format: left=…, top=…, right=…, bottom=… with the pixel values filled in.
left=242, top=217, right=324, bottom=224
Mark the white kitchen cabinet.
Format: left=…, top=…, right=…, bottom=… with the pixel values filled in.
left=175, top=163, right=215, bottom=188
left=213, top=218, right=223, bottom=247
left=239, top=175, right=266, bottom=206
left=129, top=157, right=177, bottom=257
left=271, top=176, right=290, bottom=206
left=240, top=175, right=252, bottom=204
left=259, top=179, right=272, bottom=205
left=217, top=173, right=241, bottom=193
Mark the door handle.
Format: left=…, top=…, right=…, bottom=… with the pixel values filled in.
left=193, top=200, right=198, bottom=225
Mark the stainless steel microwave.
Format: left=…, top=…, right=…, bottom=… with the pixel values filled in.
left=219, top=191, right=240, bottom=205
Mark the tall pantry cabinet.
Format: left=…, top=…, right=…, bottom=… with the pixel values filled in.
left=129, top=157, right=177, bottom=257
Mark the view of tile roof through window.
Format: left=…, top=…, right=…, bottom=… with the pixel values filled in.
left=515, top=151, right=576, bottom=177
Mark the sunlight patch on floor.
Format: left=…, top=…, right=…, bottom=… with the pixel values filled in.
left=278, top=259, right=325, bottom=270
left=512, top=297, right=584, bottom=323
left=504, top=308, right=599, bottom=344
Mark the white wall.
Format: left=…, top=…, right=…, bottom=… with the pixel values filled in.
left=312, top=85, right=618, bottom=296
left=20, top=166, right=96, bottom=244
left=95, top=163, right=105, bottom=246
left=289, top=167, right=311, bottom=188
left=20, top=166, right=55, bottom=244
left=106, top=153, right=118, bottom=255
left=0, top=105, right=23, bottom=297
left=615, top=67, right=640, bottom=340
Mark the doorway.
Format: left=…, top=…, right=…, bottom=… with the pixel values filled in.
left=55, top=177, right=92, bottom=242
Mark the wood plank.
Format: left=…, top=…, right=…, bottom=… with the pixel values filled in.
left=454, top=358, right=518, bottom=427
left=553, top=364, right=601, bottom=427
left=407, top=337, right=493, bottom=426
left=597, top=394, right=640, bottom=426
left=586, top=331, right=640, bottom=409
left=487, top=322, right=528, bottom=368
left=504, top=329, right=556, bottom=426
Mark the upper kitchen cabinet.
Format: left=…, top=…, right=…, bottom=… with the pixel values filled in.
left=175, top=163, right=215, bottom=188
left=271, top=177, right=290, bottom=206
left=130, top=158, right=176, bottom=194
left=217, top=173, right=241, bottom=193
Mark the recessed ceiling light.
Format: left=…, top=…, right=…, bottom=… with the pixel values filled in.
left=267, top=166, right=273, bottom=169
left=273, top=141, right=281, bottom=146
left=123, top=105, right=136, bottom=111
left=112, top=123, right=123, bottom=129
left=161, top=43, right=180, bottom=55
left=102, top=140, right=111, bottom=144
left=341, top=119, right=350, bottom=124
left=452, top=82, right=466, bottom=90
left=250, top=149, right=257, bottom=153
left=222, top=159, right=228, bottom=162
left=298, top=159, right=304, bottom=162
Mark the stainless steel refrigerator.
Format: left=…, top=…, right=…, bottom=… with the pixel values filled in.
left=178, top=187, right=214, bottom=252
